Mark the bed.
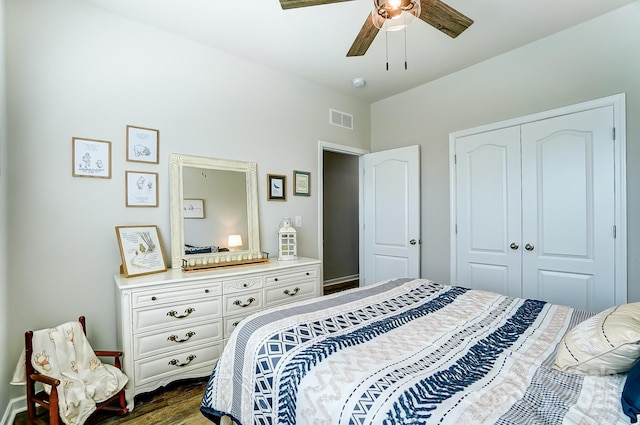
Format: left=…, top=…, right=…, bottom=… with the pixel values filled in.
left=200, top=278, right=640, bottom=424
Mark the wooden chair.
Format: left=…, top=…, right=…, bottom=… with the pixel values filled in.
left=24, top=316, right=128, bottom=425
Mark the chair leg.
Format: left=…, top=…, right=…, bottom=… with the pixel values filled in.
left=26, top=398, right=37, bottom=424
left=49, top=388, right=60, bottom=425
left=117, top=389, right=128, bottom=414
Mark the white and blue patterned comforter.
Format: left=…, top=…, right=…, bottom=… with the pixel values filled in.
left=201, top=278, right=629, bottom=424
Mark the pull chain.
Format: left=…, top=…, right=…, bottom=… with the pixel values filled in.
left=385, top=30, right=389, bottom=71
left=404, top=25, right=408, bottom=70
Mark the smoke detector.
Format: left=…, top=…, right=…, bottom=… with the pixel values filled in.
left=352, top=77, right=366, bottom=88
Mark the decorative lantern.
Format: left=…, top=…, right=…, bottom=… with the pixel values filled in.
left=278, top=217, right=297, bottom=261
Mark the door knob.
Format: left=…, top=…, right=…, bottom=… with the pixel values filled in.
left=410, top=239, right=417, bottom=245
left=525, top=243, right=534, bottom=251
left=510, top=242, right=519, bottom=250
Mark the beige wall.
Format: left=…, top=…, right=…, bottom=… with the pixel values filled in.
left=0, top=0, right=9, bottom=417
left=3, top=0, right=370, bottom=404
left=371, top=3, right=640, bottom=298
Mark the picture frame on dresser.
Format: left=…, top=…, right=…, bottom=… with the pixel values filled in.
left=115, top=225, right=167, bottom=277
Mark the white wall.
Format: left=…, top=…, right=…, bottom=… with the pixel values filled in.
left=3, top=0, right=370, bottom=404
left=0, top=0, right=10, bottom=419
left=371, top=3, right=640, bottom=298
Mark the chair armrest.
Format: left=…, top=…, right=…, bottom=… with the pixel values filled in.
left=29, top=373, right=60, bottom=387
left=94, top=350, right=125, bottom=370
left=94, top=350, right=123, bottom=358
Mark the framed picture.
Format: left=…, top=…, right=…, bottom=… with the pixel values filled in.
left=293, top=170, right=311, bottom=196
left=115, top=225, right=167, bottom=277
left=72, top=137, right=111, bottom=178
left=126, top=125, right=159, bottom=164
left=126, top=171, right=158, bottom=207
left=267, top=174, right=286, bottom=201
left=183, top=198, right=205, bottom=219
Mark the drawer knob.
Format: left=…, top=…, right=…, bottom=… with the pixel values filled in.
left=205, top=289, right=209, bottom=293
left=233, top=297, right=255, bottom=308
left=151, top=296, right=157, bottom=301
left=167, top=331, right=196, bottom=343
left=283, top=287, right=300, bottom=297
left=274, top=278, right=279, bottom=282
left=167, top=307, right=195, bottom=319
left=306, top=272, right=310, bottom=276
left=232, top=320, right=241, bottom=327
left=243, top=283, right=248, bottom=288
left=168, top=354, right=196, bottom=368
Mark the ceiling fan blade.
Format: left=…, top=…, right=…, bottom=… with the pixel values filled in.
left=419, top=0, right=473, bottom=38
left=347, top=15, right=380, bottom=57
left=279, top=0, right=352, bottom=10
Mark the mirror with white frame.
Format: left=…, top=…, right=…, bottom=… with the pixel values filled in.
left=169, top=153, right=260, bottom=269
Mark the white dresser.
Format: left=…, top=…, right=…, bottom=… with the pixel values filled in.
left=114, top=257, right=321, bottom=409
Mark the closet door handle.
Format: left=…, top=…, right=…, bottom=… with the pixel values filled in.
left=525, top=243, right=535, bottom=251
left=510, top=243, right=519, bottom=250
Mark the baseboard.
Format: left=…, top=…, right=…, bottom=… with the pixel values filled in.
left=1, top=395, right=26, bottom=425
left=323, top=274, right=359, bottom=286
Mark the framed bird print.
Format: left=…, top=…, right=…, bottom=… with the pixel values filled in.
left=267, top=174, right=286, bottom=201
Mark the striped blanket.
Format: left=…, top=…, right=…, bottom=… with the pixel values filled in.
left=201, top=278, right=629, bottom=424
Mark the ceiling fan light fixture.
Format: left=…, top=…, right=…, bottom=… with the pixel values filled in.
left=372, top=0, right=420, bottom=31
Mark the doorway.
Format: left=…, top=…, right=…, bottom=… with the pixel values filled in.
left=318, top=142, right=366, bottom=294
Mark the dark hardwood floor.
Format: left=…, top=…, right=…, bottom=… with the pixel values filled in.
left=323, top=279, right=359, bottom=295
left=14, top=377, right=211, bottom=425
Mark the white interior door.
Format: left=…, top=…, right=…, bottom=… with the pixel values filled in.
left=520, top=106, right=616, bottom=312
left=361, top=145, right=420, bottom=285
left=454, top=105, right=618, bottom=312
left=455, top=126, right=523, bottom=297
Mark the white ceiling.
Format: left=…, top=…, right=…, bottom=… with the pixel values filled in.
left=78, top=0, right=636, bottom=103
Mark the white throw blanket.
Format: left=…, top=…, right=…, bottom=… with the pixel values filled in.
left=11, top=321, right=128, bottom=425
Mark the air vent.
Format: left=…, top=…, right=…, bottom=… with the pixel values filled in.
left=329, top=108, right=353, bottom=130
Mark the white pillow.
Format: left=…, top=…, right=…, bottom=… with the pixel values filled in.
left=554, top=302, right=640, bottom=375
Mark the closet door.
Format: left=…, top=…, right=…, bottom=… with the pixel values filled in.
left=455, top=126, right=523, bottom=297
left=520, top=106, right=615, bottom=312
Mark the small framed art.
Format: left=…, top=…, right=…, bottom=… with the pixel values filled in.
left=126, top=125, right=159, bottom=164
left=267, top=174, right=286, bottom=201
left=183, top=198, right=205, bottom=219
left=293, top=170, right=311, bottom=196
left=126, top=171, right=158, bottom=207
left=115, top=225, right=167, bottom=277
left=72, top=137, right=111, bottom=178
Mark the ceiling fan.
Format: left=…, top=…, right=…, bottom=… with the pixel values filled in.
left=279, top=0, right=473, bottom=57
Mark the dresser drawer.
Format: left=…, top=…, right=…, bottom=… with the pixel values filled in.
left=223, top=289, right=263, bottom=316
left=222, top=276, right=263, bottom=294
left=265, top=267, right=317, bottom=286
left=134, top=298, right=222, bottom=333
left=134, top=320, right=223, bottom=359
left=265, top=279, right=317, bottom=306
left=222, top=312, right=255, bottom=339
left=134, top=342, right=223, bottom=385
left=132, top=282, right=221, bottom=308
